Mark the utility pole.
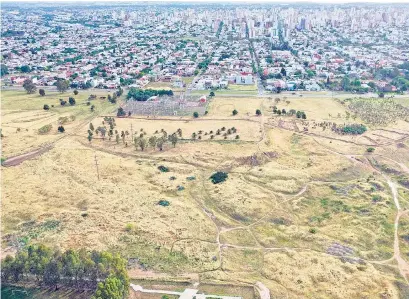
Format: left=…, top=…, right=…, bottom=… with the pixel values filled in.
left=94, top=152, right=100, bottom=180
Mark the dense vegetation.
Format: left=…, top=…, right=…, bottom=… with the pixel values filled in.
left=210, top=172, right=228, bottom=184
left=1, top=244, right=129, bottom=299
left=127, top=88, right=173, bottom=101
left=341, top=124, right=367, bottom=135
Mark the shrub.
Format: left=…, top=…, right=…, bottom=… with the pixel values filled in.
left=117, top=107, right=126, bottom=117
left=158, top=200, right=170, bottom=207
left=372, top=195, right=382, bottom=202
left=232, top=109, right=238, bottom=116
left=367, top=147, right=375, bottom=153
left=38, top=124, right=52, bottom=134
left=204, top=111, right=208, bottom=115
left=57, top=126, right=65, bottom=133
left=39, top=89, right=45, bottom=96
left=73, top=90, right=79, bottom=95
left=235, top=135, right=240, bottom=139
left=309, top=228, right=317, bottom=234
left=193, top=111, right=199, bottom=118
left=68, top=97, right=76, bottom=105
left=341, top=124, right=367, bottom=135
left=125, top=223, right=135, bottom=232
left=186, top=176, right=196, bottom=181
left=43, top=104, right=50, bottom=110
left=210, top=172, right=228, bottom=184
left=158, top=165, right=169, bottom=172
left=256, top=109, right=262, bottom=116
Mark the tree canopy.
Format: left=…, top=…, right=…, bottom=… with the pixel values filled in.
left=2, top=244, right=129, bottom=298
left=127, top=88, right=173, bottom=101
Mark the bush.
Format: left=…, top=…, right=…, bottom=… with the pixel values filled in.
left=38, top=124, right=52, bottom=134
left=193, top=112, right=199, bottom=118
left=43, top=104, right=50, bottom=110
left=39, top=89, right=45, bottom=96
left=73, top=90, right=79, bottom=95
left=367, top=147, right=375, bottom=153
left=232, top=109, right=238, bottom=116
left=210, top=172, right=228, bottom=184
left=158, top=200, right=170, bottom=207
left=341, top=124, right=367, bottom=135
left=158, top=165, right=169, bottom=172
left=117, top=107, right=126, bottom=117
left=125, top=223, right=135, bottom=232
left=68, top=97, right=76, bottom=105
left=57, top=126, right=65, bottom=133
left=309, top=228, right=317, bottom=234
left=186, top=176, right=196, bottom=181
left=256, top=109, right=262, bottom=116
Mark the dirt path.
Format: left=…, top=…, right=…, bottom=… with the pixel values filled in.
left=387, top=179, right=409, bottom=283
left=255, top=282, right=270, bottom=299
left=311, top=133, right=409, bottom=283
left=2, top=145, right=54, bottom=166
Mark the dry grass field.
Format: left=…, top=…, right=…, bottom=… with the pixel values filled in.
left=1, top=92, right=409, bottom=298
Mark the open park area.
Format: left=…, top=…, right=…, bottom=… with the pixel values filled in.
left=1, top=88, right=409, bottom=298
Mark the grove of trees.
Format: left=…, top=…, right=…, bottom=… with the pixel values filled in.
left=1, top=244, right=129, bottom=299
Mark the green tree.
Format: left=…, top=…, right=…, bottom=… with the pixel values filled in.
left=280, top=67, right=286, bottom=77
left=23, top=79, right=37, bottom=94
left=256, top=109, right=262, bottom=116
left=135, top=137, right=147, bottom=151
left=68, top=97, right=76, bottom=105
left=92, top=275, right=125, bottom=299
left=209, top=91, right=215, bottom=97
left=232, top=109, right=238, bottom=116
left=148, top=136, right=157, bottom=148
left=156, top=137, right=165, bottom=151
left=341, top=76, right=350, bottom=91
left=168, top=134, right=178, bottom=148
left=61, top=249, right=80, bottom=287
left=73, top=90, right=79, bottom=95
left=20, top=65, right=31, bottom=73
left=193, top=112, right=199, bottom=118
left=1, top=64, right=9, bottom=76
left=117, top=107, right=126, bottom=117
left=39, top=89, right=45, bottom=96
left=56, top=79, right=69, bottom=93
left=43, top=260, right=61, bottom=290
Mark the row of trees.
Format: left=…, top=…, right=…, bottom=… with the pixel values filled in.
left=22, top=79, right=74, bottom=94
left=1, top=244, right=129, bottom=299
left=127, top=88, right=173, bottom=101
left=272, top=106, right=307, bottom=119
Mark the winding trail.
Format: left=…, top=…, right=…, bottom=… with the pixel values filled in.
left=387, top=179, right=409, bottom=283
